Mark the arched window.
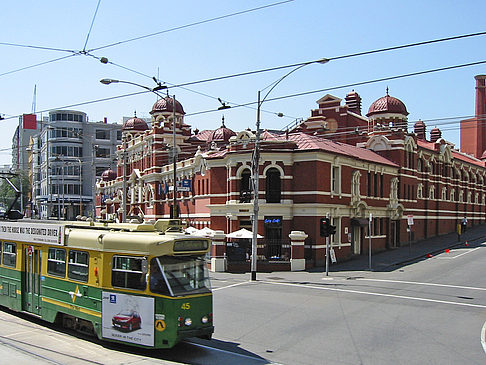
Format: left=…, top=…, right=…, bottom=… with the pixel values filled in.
left=265, top=167, right=281, bottom=203
left=417, top=159, right=422, bottom=172
left=240, top=169, right=252, bottom=203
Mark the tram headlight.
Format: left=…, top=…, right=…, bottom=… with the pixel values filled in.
left=184, top=318, right=192, bottom=326
left=201, top=316, right=209, bottom=324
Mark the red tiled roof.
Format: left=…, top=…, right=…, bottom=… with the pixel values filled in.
left=417, top=139, right=485, bottom=167
left=281, top=132, right=398, bottom=166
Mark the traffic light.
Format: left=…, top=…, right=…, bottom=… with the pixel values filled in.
left=328, top=223, right=336, bottom=236
left=320, top=217, right=330, bottom=237
left=320, top=217, right=336, bottom=237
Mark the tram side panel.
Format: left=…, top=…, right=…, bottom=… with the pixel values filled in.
left=0, top=240, right=22, bottom=311
left=40, top=246, right=103, bottom=337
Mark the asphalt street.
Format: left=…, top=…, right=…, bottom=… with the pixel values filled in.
left=1, top=224, right=486, bottom=364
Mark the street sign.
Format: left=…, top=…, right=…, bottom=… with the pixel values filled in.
left=330, top=248, right=337, bottom=263
left=28, top=245, right=34, bottom=256
left=407, top=215, right=414, bottom=226
left=177, top=179, right=192, bottom=192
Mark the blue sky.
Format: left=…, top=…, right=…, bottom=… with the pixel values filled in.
left=1, top=0, right=486, bottom=165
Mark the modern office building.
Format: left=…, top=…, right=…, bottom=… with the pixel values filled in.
left=32, top=110, right=122, bottom=220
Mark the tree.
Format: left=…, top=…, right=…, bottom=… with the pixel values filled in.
left=0, top=172, right=30, bottom=212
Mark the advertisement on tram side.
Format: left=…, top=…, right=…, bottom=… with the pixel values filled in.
left=101, top=292, right=154, bottom=347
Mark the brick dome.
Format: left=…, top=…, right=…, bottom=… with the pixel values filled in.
left=208, top=119, right=236, bottom=142
left=101, top=169, right=117, bottom=182
left=150, top=96, right=185, bottom=115
left=122, top=116, right=148, bottom=131
left=367, top=92, right=409, bottom=117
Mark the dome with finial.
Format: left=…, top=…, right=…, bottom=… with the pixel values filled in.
left=207, top=116, right=236, bottom=142
left=367, top=88, right=409, bottom=117
left=122, top=112, right=149, bottom=131
left=151, top=96, right=185, bottom=115
left=430, top=126, right=442, bottom=142
left=101, top=169, right=117, bottom=182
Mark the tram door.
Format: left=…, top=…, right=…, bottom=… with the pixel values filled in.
left=22, top=245, right=41, bottom=315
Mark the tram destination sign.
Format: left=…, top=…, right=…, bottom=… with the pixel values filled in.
left=0, top=222, right=64, bottom=245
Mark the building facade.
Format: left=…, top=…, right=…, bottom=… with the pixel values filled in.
left=97, top=79, right=486, bottom=270
left=32, top=110, right=122, bottom=220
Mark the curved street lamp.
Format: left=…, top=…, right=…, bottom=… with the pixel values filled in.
left=100, top=78, right=180, bottom=222
left=251, top=57, right=329, bottom=281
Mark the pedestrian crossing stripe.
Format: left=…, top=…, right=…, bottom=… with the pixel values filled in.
left=155, top=319, right=166, bottom=331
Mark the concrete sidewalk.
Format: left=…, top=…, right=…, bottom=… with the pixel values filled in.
left=325, top=222, right=486, bottom=273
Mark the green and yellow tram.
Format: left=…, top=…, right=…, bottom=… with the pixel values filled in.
left=0, top=219, right=213, bottom=348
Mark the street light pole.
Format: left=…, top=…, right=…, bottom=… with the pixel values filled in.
left=100, top=78, right=168, bottom=222
left=251, top=91, right=261, bottom=281
left=77, top=158, right=82, bottom=217
left=172, top=95, right=178, bottom=219
left=121, top=137, right=127, bottom=223
left=250, top=57, right=329, bottom=281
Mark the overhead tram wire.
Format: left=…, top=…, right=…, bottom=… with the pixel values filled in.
left=3, top=114, right=486, bottom=158
left=85, top=0, right=295, bottom=53
left=0, top=54, right=80, bottom=78
left=82, top=0, right=102, bottom=53
left=1, top=57, right=485, bottom=132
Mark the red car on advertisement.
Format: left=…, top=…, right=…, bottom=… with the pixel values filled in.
left=112, top=310, right=142, bottom=332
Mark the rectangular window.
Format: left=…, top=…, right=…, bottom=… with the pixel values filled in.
left=331, top=166, right=341, bottom=194
left=373, top=173, right=378, bottom=197
left=68, top=250, right=89, bottom=282
left=95, top=130, right=110, bottom=140
left=48, top=248, right=66, bottom=277
left=3, top=242, right=16, bottom=268
left=112, top=256, right=146, bottom=290
left=380, top=174, right=384, bottom=197
left=367, top=172, right=371, bottom=196
left=331, top=218, right=340, bottom=245
left=96, top=147, right=111, bottom=158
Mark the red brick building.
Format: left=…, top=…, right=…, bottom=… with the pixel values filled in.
left=97, top=80, right=486, bottom=270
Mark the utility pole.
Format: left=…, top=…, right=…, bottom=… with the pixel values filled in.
left=172, top=95, right=178, bottom=218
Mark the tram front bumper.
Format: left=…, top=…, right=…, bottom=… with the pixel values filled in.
left=178, top=325, right=214, bottom=339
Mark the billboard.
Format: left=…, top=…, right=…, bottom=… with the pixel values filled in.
left=101, top=292, right=154, bottom=347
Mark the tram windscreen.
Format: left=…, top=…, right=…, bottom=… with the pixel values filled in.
left=150, top=256, right=211, bottom=296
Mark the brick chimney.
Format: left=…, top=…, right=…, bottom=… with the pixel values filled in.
left=345, top=90, right=362, bottom=115
left=475, top=75, right=486, bottom=119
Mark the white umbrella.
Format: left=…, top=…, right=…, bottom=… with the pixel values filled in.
left=194, top=227, right=216, bottom=237
left=226, top=228, right=263, bottom=239
left=185, top=226, right=198, bottom=234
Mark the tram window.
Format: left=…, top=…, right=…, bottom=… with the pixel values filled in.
left=48, top=248, right=66, bottom=277
left=112, top=256, right=146, bottom=290
left=154, top=256, right=211, bottom=296
left=3, top=242, right=16, bottom=268
left=150, top=258, right=171, bottom=295
left=68, top=250, right=89, bottom=282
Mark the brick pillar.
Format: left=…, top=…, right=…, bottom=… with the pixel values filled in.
left=289, top=231, right=308, bottom=271
left=210, top=231, right=227, bottom=272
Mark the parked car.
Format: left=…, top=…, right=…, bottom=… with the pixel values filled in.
left=112, top=310, right=141, bottom=332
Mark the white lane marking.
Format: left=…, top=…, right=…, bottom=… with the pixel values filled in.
left=187, top=341, right=280, bottom=364
left=435, top=246, right=482, bottom=259
left=261, top=280, right=486, bottom=309
left=213, top=281, right=250, bottom=291
left=356, top=278, right=486, bottom=292
left=481, top=320, right=486, bottom=355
